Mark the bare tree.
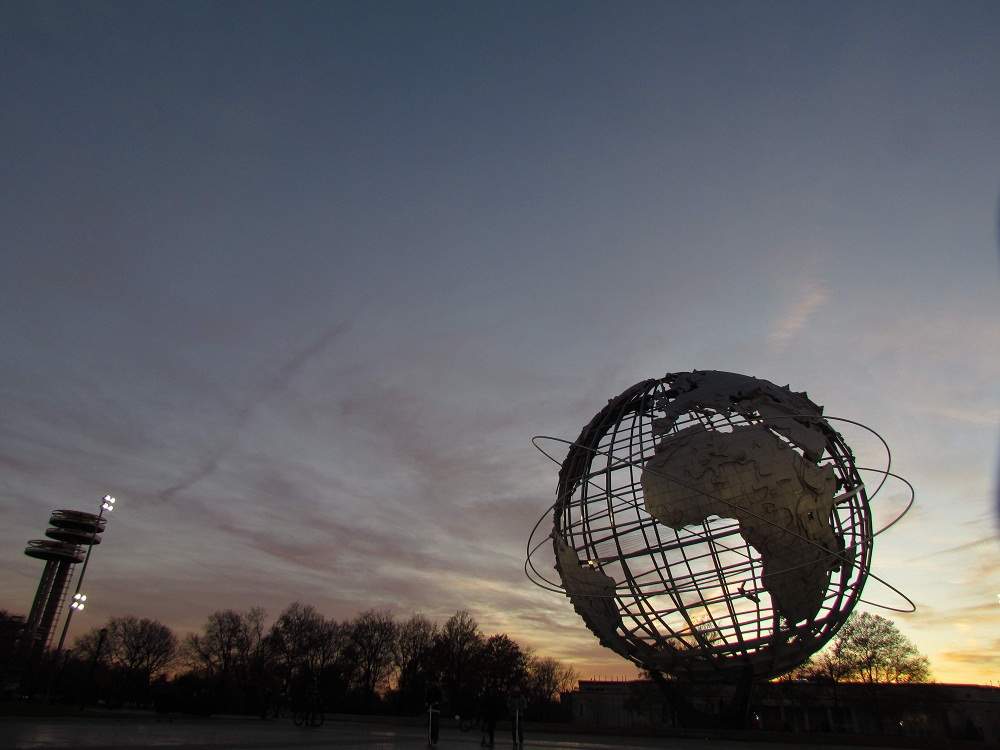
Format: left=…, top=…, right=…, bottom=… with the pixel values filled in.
left=433, top=610, right=483, bottom=715
left=268, top=602, right=345, bottom=679
left=348, top=609, right=398, bottom=699
left=267, top=602, right=350, bottom=712
left=809, top=647, right=857, bottom=683
left=75, top=616, right=176, bottom=696
left=478, top=633, right=527, bottom=693
left=783, top=612, right=931, bottom=685
left=184, top=608, right=267, bottom=683
left=775, top=656, right=821, bottom=682
left=72, top=626, right=107, bottom=664
left=395, top=614, right=437, bottom=685
left=832, top=612, right=931, bottom=684
left=525, top=655, right=578, bottom=704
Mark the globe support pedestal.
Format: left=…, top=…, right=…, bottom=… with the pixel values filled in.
left=727, top=665, right=756, bottom=730
left=648, top=668, right=755, bottom=730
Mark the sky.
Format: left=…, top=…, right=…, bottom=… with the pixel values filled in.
left=1, top=2, right=998, bottom=684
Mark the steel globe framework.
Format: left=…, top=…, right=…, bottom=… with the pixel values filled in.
left=526, top=370, right=913, bottom=682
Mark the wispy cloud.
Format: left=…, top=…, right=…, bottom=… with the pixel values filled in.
left=768, top=280, right=829, bottom=352
left=920, top=535, right=998, bottom=559
left=158, top=320, right=353, bottom=501
left=940, top=639, right=1000, bottom=668
left=901, top=601, right=998, bottom=629
left=908, top=405, right=1000, bottom=427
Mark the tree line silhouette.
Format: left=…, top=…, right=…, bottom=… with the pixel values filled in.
left=55, top=605, right=577, bottom=719
left=1, top=605, right=932, bottom=727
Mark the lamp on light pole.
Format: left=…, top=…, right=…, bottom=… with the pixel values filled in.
left=54, top=494, right=116, bottom=654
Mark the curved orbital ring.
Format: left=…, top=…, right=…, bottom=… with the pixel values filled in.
left=525, top=414, right=915, bottom=614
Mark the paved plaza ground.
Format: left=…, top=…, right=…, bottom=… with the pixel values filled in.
left=1, top=715, right=904, bottom=750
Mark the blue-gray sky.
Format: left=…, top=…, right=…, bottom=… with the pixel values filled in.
left=2, top=2, right=998, bottom=682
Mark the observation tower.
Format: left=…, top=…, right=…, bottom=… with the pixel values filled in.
left=19, top=497, right=115, bottom=663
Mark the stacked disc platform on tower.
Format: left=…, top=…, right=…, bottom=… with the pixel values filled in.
left=21, top=510, right=105, bottom=659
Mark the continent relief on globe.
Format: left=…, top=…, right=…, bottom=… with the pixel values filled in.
left=553, top=537, right=629, bottom=659
left=641, top=424, right=841, bottom=624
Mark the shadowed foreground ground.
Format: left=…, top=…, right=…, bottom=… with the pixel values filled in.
left=0, top=715, right=906, bottom=750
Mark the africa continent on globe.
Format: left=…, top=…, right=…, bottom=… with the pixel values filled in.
left=527, top=370, right=887, bottom=682
left=642, top=373, right=844, bottom=625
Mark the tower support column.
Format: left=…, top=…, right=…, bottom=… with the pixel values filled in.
left=21, top=560, right=58, bottom=658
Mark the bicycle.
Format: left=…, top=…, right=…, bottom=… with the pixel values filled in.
left=292, top=708, right=325, bottom=727
left=459, top=714, right=482, bottom=733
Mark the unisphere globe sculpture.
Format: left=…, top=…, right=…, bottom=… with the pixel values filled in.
left=526, top=370, right=914, bottom=682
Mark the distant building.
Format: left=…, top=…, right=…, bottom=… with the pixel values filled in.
left=562, top=679, right=999, bottom=745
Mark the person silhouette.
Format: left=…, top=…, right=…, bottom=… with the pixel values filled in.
left=506, top=685, right=527, bottom=747
left=425, top=680, right=442, bottom=746
left=479, top=684, right=505, bottom=747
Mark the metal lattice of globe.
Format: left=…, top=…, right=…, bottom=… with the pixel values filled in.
left=525, top=370, right=913, bottom=682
